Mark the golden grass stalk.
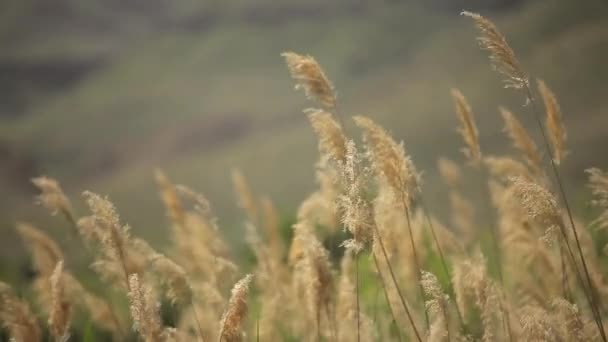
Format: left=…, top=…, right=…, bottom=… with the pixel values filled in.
left=231, top=169, right=259, bottom=225
left=509, top=176, right=600, bottom=328
left=538, top=79, right=567, bottom=165
left=218, top=274, right=253, bottom=342
left=16, top=222, right=63, bottom=276
left=461, top=11, right=528, bottom=89
left=452, top=255, right=511, bottom=342
left=48, top=261, right=71, bottom=341
left=508, top=176, right=561, bottom=229
left=551, top=298, right=588, bottom=341
left=352, top=116, right=427, bottom=334
left=337, top=251, right=372, bottom=342
left=127, top=273, right=163, bottom=342
left=292, top=222, right=334, bottom=337
left=355, top=115, right=466, bottom=331
left=354, top=116, right=420, bottom=201
left=297, top=159, right=341, bottom=232
left=148, top=252, right=192, bottom=306
left=483, top=156, right=532, bottom=180
left=370, top=228, right=422, bottom=342
left=451, top=89, right=482, bottom=165
left=31, top=176, right=76, bottom=226
left=587, top=168, right=608, bottom=230
left=338, top=141, right=374, bottom=253
left=83, top=191, right=136, bottom=289
left=260, top=196, right=285, bottom=262
left=518, top=305, right=560, bottom=341
left=464, top=11, right=606, bottom=339
left=421, top=271, right=451, bottom=342
left=0, top=282, right=41, bottom=342
left=155, top=170, right=186, bottom=227
left=437, top=158, right=462, bottom=188
left=499, top=107, right=544, bottom=178
left=307, top=109, right=348, bottom=164
left=282, top=51, right=336, bottom=109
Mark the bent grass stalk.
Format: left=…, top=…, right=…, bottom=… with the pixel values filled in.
left=417, top=195, right=467, bottom=333
left=372, top=252, right=404, bottom=342
left=372, top=225, right=422, bottom=342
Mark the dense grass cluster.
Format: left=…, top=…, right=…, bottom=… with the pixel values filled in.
left=2, top=11, right=608, bottom=342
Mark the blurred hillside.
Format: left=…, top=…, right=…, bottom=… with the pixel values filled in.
left=1, top=0, right=607, bottom=261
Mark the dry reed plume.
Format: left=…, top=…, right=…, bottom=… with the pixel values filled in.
left=451, top=89, right=482, bottom=165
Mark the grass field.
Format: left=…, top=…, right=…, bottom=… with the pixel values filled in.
left=2, top=1, right=608, bottom=340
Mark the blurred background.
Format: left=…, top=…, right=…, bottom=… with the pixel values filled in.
left=1, top=0, right=607, bottom=271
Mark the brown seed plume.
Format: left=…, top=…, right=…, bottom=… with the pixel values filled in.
left=231, top=169, right=259, bottom=224
left=308, top=109, right=348, bottom=164
left=48, top=261, right=72, bottom=341
left=538, top=79, right=567, bottom=165
left=128, top=273, right=163, bottom=342
left=484, top=156, right=532, bottom=180
left=509, top=176, right=561, bottom=229
left=0, top=282, right=42, bottom=342
left=451, top=89, right=482, bottom=165
left=437, top=157, right=462, bottom=188
left=421, top=271, right=450, bottom=342
left=148, top=253, right=192, bottom=305
left=282, top=51, right=336, bottom=109
left=354, top=115, right=420, bottom=201
left=292, top=222, right=333, bottom=333
left=17, top=222, right=64, bottom=276
left=83, top=191, right=143, bottom=289
left=500, top=107, right=544, bottom=178
left=31, top=176, right=75, bottom=223
left=155, top=170, right=186, bottom=226
left=219, top=274, right=253, bottom=342
left=587, top=168, right=608, bottom=230
left=551, top=298, right=587, bottom=341
left=461, top=11, right=528, bottom=89
left=260, top=196, right=285, bottom=262
left=338, top=141, right=374, bottom=252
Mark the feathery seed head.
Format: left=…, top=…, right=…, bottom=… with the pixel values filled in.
left=282, top=51, right=336, bottom=109
left=231, top=169, right=258, bottom=224
left=551, top=298, right=586, bottom=341
left=484, top=156, right=532, bottom=180
left=49, top=261, right=71, bottom=342
left=354, top=115, right=420, bottom=201
left=219, top=274, right=254, bottom=342
left=155, top=170, right=185, bottom=226
left=17, top=222, right=64, bottom=276
left=509, top=176, right=560, bottom=228
left=500, top=107, right=544, bottom=177
left=127, top=273, right=163, bottom=342
left=308, top=109, right=348, bottom=164
left=538, top=79, right=567, bottom=165
left=451, top=89, right=482, bottom=165
left=461, top=11, right=528, bottom=89
left=149, top=253, right=192, bottom=305
left=82, top=191, right=123, bottom=237
left=0, top=282, right=42, bottom=342
left=519, top=305, right=560, bottom=341
left=586, top=168, right=608, bottom=230
left=31, top=176, right=74, bottom=221
left=338, top=141, right=374, bottom=253
left=421, top=271, right=449, bottom=314
left=437, top=157, right=462, bottom=188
